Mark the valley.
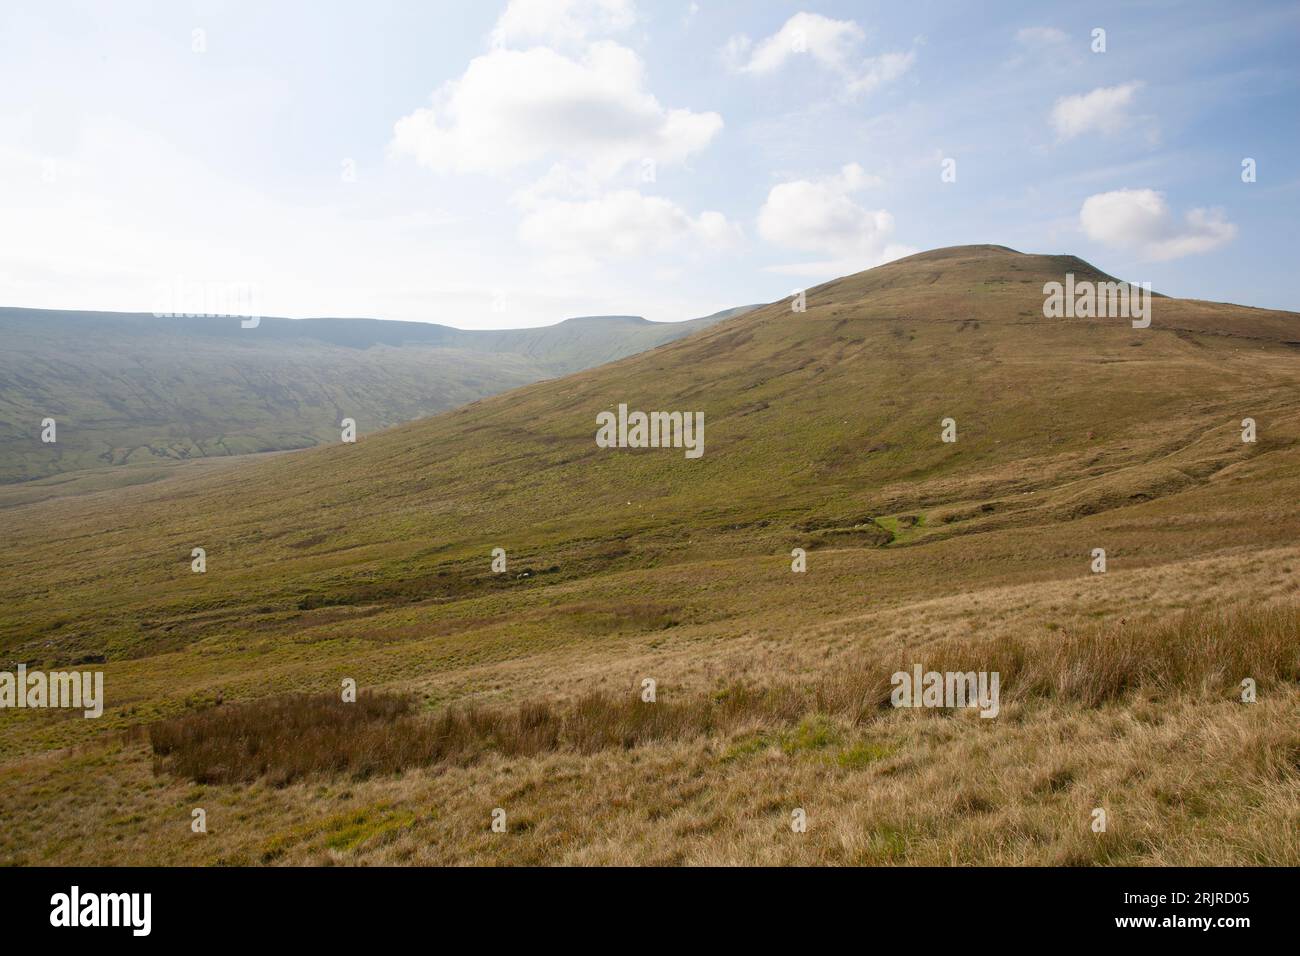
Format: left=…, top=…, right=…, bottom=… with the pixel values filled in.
left=0, top=246, right=1296, bottom=866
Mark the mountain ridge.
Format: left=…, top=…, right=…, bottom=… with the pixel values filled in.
left=0, top=304, right=757, bottom=482
left=0, top=305, right=753, bottom=348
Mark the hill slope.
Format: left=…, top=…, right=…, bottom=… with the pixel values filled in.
left=0, top=305, right=750, bottom=482
left=1, top=245, right=1297, bottom=866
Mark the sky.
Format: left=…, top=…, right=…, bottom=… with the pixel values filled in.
left=2, top=0, right=1297, bottom=329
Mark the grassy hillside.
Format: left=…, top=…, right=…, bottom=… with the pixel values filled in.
left=1, top=245, right=1297, bottom=865
left=0, top=306, right=746, bottom=482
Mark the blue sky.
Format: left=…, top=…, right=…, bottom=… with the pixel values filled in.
left=2, top=0, right=1297, bottom=328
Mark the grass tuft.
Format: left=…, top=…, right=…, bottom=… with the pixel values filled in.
left=145, top=605, right=1298, bottom=786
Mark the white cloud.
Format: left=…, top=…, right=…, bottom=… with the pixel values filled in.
left=389, top=43, right=721, bottom=180
left=1051, top=83, right=1141, bottom=140
left=1079, top=189, right=1237, bottom=260
left=1016, top=26, right=1068, bottom=47
left=757, top=163, right=913, bottom=276
left=1006, top=25, right=1079, bottom=70
left=390, top=4, right=732, bottom=289
left=490, top=0, right=636, bottom=49
left=725, top=12, right=914, bottom=95
left=737, top=12, right=863, bottom=74
left=517, top=189, right=741, bottom=266
left=847, top=51, right=916, bottom=95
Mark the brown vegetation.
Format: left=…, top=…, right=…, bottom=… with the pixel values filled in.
left=147, top=605, right=1298, bottom=787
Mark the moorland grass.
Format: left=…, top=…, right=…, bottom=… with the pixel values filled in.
left=147, top=604, right=1298, bottom=786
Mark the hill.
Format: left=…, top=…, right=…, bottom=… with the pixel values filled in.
left=1, top=245, right=1297, bottom=866
left=0, top=305, right=750, bottom=482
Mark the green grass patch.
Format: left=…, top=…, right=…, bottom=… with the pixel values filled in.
left=260, top=803, right=418, bottom=861
left=721, top=732, right=773, bottom=762
left=781, top=714, right=842, bottom=754
left=836, top=739, right=898, bottom=769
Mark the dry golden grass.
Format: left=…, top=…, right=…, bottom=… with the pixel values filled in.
left=140, top=604, right=1298, bottom=818
left=823, top=604, right=1300, bottom=717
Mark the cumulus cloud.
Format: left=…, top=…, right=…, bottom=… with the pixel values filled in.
left=392, top=0, right=732, bottom=275
left=517, top=189, right=741, bottom=266
left=757, top=163, right=913, bottom=276
left=734, top=12, right=863, bottom=74
left=724, top=12, right=914, bottom=95
left=1051, top=83, right=1141, bottom=140
left=1079, top=189, right=1237, bottom=260
left=389, top=42, right=721, bottom=179
left=490, top=0, right=636, bottom=48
